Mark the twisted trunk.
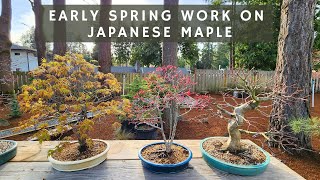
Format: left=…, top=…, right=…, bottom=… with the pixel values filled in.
left=222, top=100, right=259, bottom=152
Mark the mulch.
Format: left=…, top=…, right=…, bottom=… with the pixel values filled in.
left=51, top=140, right=107, bottom=161
left=141, top=144, right=189, bottom=164
left=2, top=94, right=320, bottom=179
left=202, top=139, right=266, bottom=165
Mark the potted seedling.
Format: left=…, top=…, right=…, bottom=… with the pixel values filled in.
left=18, top=54, right=128, bottom=171
left=200, top=71, right=273, bottom=176
left=121, top=76, right=157, bottom=139
left=133, top=66, right=211, bottom=173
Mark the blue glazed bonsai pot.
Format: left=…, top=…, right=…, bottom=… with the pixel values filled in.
left=0, top=140, right=17, bottom=166
left=200, top=137, right=270, bottom=176
left=138, top=142, right=192, bottom=173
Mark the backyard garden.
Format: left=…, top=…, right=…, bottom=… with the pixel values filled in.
left=1, top=0, right=320, bottom=180
left=0, top=57, right=320, bottom=179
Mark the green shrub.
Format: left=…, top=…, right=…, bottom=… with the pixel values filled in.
left=122, top=76, right=148, bottom=100
left=290, top=117, right=320, bottom=136
left=8, top=93, right=21, bottom=118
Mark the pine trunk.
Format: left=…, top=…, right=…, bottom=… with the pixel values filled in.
left=162, top=0, right=178, bottom=67
left=269, top=0, right=316, bottom=151
left=98, top=0, right=112, bottom=73
left=162, top=42, right=178, bottom=66
left=33, top=0, right=46, bottom=65
left=53, top=0, right=66, bottom=56
left=98, top=42, right=112, bottom=73
left=0, top=0, right=13, bottom=92
left=162, top=0, right=179, bottom=134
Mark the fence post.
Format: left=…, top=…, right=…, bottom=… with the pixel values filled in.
left=122, top=74, right=126, bottom=95
left=312, top=79, right=315, bottom=108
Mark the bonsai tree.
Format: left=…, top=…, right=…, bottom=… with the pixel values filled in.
left=132, top=66, right=211, bottom=153
left=18, top=54, right=129, bottom=153
left=214, top=71, right=308, bottom=153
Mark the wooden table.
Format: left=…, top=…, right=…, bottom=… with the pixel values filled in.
left=0, top=140, right=305, bottom=180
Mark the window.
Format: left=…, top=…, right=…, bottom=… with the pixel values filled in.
left=14, top=53, right=20, bottom=56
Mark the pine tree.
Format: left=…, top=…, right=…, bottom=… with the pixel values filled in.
left=9, top=93, right=21, bottom=118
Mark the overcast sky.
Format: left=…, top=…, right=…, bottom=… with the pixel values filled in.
left=0, top=0, right=208, bottom=48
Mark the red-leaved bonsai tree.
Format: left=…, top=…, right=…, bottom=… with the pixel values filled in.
left=132, top=66, right=211, bottom=153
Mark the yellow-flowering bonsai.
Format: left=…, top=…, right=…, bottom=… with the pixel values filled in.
left=18, top=54, right=128, bottom=154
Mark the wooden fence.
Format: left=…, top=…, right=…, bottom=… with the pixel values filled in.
left=193, top=69, right=275, bottom=93
left=3, top=70, right=320, bottom=94
left=0, top=71, right=31, bottom=93
left=116, top=70, right=320, bottom=93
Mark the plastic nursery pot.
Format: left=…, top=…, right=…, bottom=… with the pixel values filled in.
left=121, top=120, right=135, bottom=133
left=134, top=123, right=157, bottom=140
left=0, top=140, right=17, bottom=166
left=138, top=142, right=193, bottom=173
left=48, top=139, right=110, bottom=172
left=200, top=137, right=270, bottom=176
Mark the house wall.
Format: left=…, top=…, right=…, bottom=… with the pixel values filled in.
left=10, top=50, right=38, bottom=72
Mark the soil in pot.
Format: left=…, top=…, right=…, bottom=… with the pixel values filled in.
left=202, top=139, right=266, bottom=165
left=0, top=141, right=14, bottom=154
left=141, top=144, right=189, bottom=164
left=52, top=140, right=107, bottom=161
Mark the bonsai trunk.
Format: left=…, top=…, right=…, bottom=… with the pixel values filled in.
left=222, top=101, right=259, bottom=152
left=78, top=137, right=88, bottom=153
left=74, top=107, right=89, bottom=153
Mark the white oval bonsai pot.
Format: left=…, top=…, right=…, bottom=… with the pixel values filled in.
left=48, top=139, right=110, bottom=172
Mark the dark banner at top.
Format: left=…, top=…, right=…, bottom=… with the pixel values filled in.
left=42, top=5, right=274, bottom=42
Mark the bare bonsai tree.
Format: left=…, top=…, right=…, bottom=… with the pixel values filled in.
left=213, top=71, right=308, bottom=153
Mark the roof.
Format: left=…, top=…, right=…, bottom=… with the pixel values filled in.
left=111, top=66, right=190, bottom=74
left=111, top=66, right=136, bottom=73
left=141, top=67, right=190, bottom=74
left=11, top=44, right=36, bottom=52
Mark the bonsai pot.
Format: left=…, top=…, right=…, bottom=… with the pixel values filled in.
left=138, top=142, right=193, bottom=173
left=200, top=137, right=270, bottom=176
left=135, top=123, right=157, bottom=140
left=0, top=140, right=17, bottom=166
left=48, top=139, right=110, bottom=172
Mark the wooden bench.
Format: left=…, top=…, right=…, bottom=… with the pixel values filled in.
left=0, top=140, right=304, bottom=179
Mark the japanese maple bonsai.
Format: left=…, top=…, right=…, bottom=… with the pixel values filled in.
left=18, top=54, right=129, bottom=171
left=132, top=66, right=210, bottom=173
left=200, top=72, right=272, bottom=176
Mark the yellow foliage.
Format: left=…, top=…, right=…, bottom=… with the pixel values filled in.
left=18, top=54, right=124, bottom=147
